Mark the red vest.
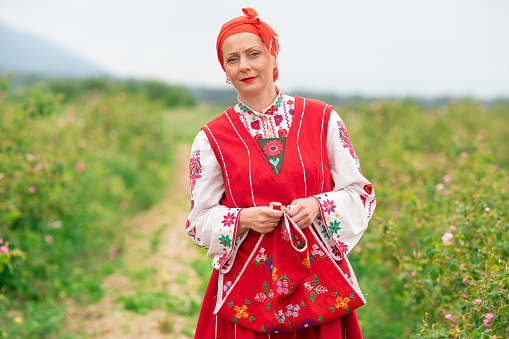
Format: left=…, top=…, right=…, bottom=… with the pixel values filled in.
left=201, top=97, right=366, bottom=334
left=202, top=96, right=333, bottom=208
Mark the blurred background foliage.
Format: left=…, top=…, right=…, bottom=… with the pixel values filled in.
left=0, top=73, right=507, bottom=338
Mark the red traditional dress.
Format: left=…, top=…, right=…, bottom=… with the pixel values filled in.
left=186, top=92, right=376, bottom=338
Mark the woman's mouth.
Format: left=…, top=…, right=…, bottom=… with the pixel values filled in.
left=241, top=77, right=256, bottom=83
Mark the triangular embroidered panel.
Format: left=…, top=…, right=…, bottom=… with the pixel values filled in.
left=255, top=137, right=286, bottom=175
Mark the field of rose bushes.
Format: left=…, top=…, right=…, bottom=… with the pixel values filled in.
left=1, top=74, right=508, bottom=338
left=0, top=75, right=200, bottom=338
left=340, top=99, right=509, bottom=338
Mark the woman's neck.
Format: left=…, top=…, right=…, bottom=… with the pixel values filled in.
left=237, top=84, right=278, bottom=113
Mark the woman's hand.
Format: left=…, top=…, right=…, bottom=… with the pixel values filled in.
left=238, top=206, right=283, bottom=234
left=286, top=198, right=320, bottom=229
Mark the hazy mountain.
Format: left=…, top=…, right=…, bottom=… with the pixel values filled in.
left=0, top=21, right=113, bottom=78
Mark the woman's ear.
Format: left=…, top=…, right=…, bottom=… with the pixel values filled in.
left=273, top=56, right=278, bottom=69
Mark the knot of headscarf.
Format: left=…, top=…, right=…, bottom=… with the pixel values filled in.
left=216, top=7, right=279, bottom=82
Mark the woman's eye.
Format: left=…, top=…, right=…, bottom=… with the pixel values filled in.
left=250, top=52, right=260, bottom=57
left=227, top=57, right=238, bottom=63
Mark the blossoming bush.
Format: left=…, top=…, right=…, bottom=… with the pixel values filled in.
left=341, top=100, right=509, bottom=338
left=0, top=238, right=25, bottom=274
left=0, top=78, right=199, bottom=337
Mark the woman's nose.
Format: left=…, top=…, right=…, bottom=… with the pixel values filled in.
left=239, top=56, right=251, bottom=71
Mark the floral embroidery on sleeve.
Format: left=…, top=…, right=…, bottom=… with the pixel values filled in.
left=310, top=110, right=376, bottom=258
left=222, top=212, right=236, bottom=227
left=337, top=121, right=352, bottom=149
left=189, top=149, right=202, bottom=211
left=218, top=234, right=233, bottom=248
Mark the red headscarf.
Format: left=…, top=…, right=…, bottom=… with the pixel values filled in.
left=216, top=8, right=280, bottom=82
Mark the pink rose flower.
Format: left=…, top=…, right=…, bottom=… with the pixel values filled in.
left=475, top=299, right=482, bottom=305
left=463, top=277, right=468, bottom=284
left=461, top=293, right=466, bottom=298
left=485, top=313, right=494, bottom=320
left=403, top=284, right=409, bottom=289
left=75, top=162, right=85, bottom=172
left=0, top=246, right=8, bottom=253
left=444, top=314, right=452, bottom=320
left=443, top=175, right=451, bottom=183
left=28, top=186, right=36, bottom=194
left=484, top=207, right=490, bottom=212
left=355, top=247, right=362, bottom=253
left=461, top=152, right=468, bottom=158
left=411, top=272, right=416, bottom=277
left=444, top=190, right=450, bottom=197
left=0, top=238, right=3, bottom=244
left=450, top=226, right=456, bottom=232
left=483, top=318, right=491, bottom=327
left=442, top=232, right=453, bottom=245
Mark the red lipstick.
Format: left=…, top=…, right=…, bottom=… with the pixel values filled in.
left=241, top=77, right=256, bottom=83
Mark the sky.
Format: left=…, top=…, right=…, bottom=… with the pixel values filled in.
left=1, top=0, right=508, bottom=98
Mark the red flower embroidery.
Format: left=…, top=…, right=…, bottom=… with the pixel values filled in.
left=336, top=240, right=349, bottom=255
left=363, top=184, right=373, bottom=195
left=322, top=199, right=336, bottom=214
left=265, top=105, right=277, bottom=115
left=263, top=140, right=284, bottom=157
left=337, top=121, right=353, bottom=149
left=222, top=212, right=236, bottom=227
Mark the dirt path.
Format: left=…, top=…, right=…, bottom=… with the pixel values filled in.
left=64, top=143, right=205, bottom=339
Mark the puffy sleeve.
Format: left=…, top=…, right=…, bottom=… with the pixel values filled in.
left=311, top=109, right=376, bottom=259
left=185, top=130, right=248, bottom=272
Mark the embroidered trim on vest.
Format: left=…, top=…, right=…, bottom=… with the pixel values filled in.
left=225, top=113, right=257, bottom=207
left=296, top=98, right=307, bottom=197
left=320, top=104, right=327, bottom=193
left=203, top=124, right=239, bottom=208
left=215, top=315, right=218, bottom=339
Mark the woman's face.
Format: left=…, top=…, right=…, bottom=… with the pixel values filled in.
left=222, top=32, right=276, bottom=98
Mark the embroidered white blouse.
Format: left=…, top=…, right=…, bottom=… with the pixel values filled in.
left=186, top=92, right=376, bottom=273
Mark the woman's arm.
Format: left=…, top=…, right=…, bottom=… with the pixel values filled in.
left=186, top=131, right=244, bottom=265
left=186, top=130, right=282, bottom=270
left=288, top=109, right=376, bottom=256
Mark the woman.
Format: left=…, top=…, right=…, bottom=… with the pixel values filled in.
left=186, top=8, right=376, bottom=338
